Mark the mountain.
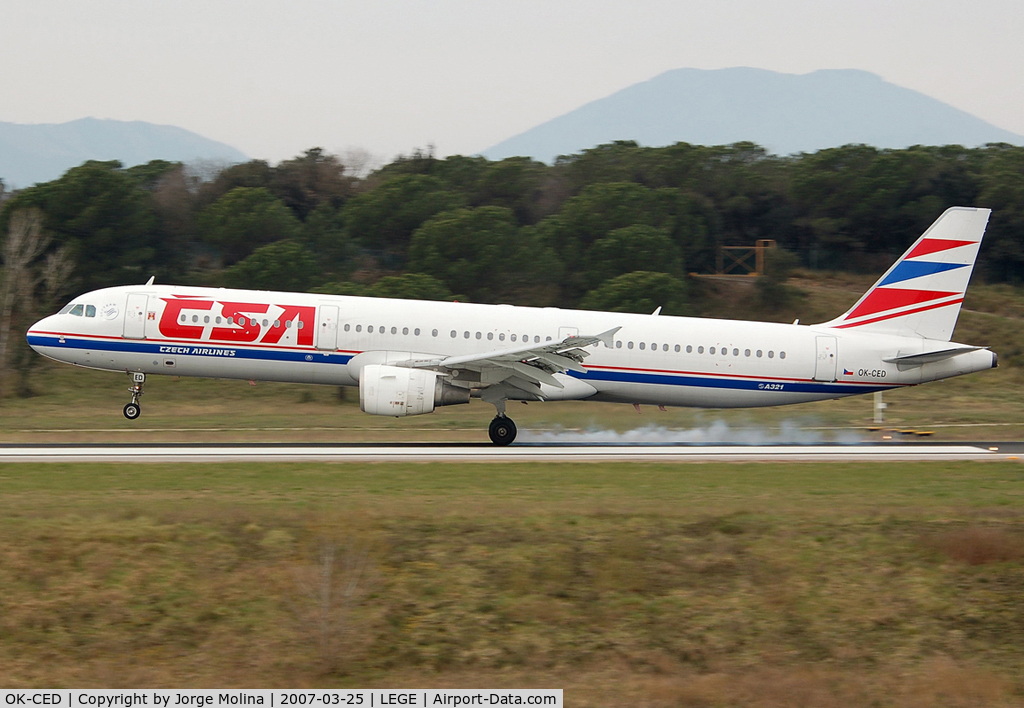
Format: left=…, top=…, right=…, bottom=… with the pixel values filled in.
left=482, top=68, right=1024, bottom=162
left=0, top=117, right=248, bottom=188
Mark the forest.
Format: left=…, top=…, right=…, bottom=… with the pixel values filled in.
left=1, top=140, right=1024, bottom=394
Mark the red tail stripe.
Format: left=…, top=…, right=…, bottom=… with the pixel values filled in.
left=847, top=288, right=959, bottom=320
left=905, top=238, right=975, bottom=259
left=835, top=297, right=963, bottom=329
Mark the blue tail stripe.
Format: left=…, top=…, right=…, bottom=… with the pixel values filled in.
left=878, top=260, right=966, bottom=286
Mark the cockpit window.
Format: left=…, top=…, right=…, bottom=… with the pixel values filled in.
left=58, top=303, right=75, bottom=315
left=85, top=305, right=96, bottom=318
left=69, top=304, right=84, bottom=317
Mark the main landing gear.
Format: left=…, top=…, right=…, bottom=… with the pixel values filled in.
left=123, top=372, right=145, bottom=420
left=488, top=415, right=517, bottom=446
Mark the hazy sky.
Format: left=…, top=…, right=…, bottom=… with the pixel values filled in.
left=3, top=0, right=1022, bottom=164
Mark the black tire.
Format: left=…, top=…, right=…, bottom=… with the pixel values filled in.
left=123, top=403, right=141, bottom=420
left=488, top=416, right=517, bottom=446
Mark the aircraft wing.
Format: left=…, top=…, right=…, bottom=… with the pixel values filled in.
left=403, top=327, right=620, bottom=394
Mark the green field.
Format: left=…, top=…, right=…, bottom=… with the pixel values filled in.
left=1, top=460, right=1023, bottom=706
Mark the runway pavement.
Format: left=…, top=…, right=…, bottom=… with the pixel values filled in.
left=2, top=442, right=1022, bottom=462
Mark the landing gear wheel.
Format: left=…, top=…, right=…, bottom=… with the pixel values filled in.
left=488, top=416, right=517, bottom=446
left=123, top=402, right=141, bottom=420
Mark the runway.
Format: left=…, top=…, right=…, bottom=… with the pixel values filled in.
left=2, top=442, right=1022, bottom=462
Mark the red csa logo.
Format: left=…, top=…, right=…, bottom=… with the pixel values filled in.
left=158, top=296, right=315, bottom=346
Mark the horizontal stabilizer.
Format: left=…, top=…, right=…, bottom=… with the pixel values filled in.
left=882, top=346, right=982, bottom=367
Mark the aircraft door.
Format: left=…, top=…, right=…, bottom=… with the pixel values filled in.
left=317, top=304, right=339, bottom=351
left=123, top=294, right=148, bottom=339
left=814, top=336, right=838, bottom=382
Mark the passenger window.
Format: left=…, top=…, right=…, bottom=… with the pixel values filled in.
left=686, top=345, right=692, bottom=353
left=780, top=351, right=786, bottom=359
left=499, top=333, right=505, bottom=341
left=744, top=349, right=751, bottom=357
left=368, top=325, right=374, bottom=333
left=431, top=329, right=437, bottom=337
left=476, top=332, right=482, bottom=340
left=414, top=328, right=420, bottom=336
left=343, top=324, right=350, bottom=332
left=628, top=341, right=634, bottom=349
left=674, top=345, right=680, bottom=352
left=709, top=347, right=715, bottom=355
left=640, top=342, right=646, bottom=350
left=733, top=348, right=739, bottom=356
left=85, top=305, right=96, bottom=317
left=698, top=346, right=704, bottom=354
left=616, top=341, right=622, bottom=349
left=534, top=336, right=540, bottom=343
left=206, top=316, right=212, bottom=324
left=450, top=330, right=457, bottom=338
left=391, top=327, right=397, bottom=334
left=487, top=332, right=493, bottom=340
left=663, top=344, right=669, bottom=352
left=402, top=327, right=408, bottom=335
left=356, top=325, right=362, bottom=332
left=768, top=351, right=775, bottom=358
left=464, top=331, right=470, bottom=339
left=756, top=350, right=762, bottom=358
left=262, top=319, right=269, bottom=327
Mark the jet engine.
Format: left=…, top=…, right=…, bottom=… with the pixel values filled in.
left=359, top=364, right=469, bottom=417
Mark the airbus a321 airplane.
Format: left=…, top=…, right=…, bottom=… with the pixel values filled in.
left=27, top=207, right=997, bottom=445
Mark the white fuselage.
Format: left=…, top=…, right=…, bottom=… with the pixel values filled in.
left=27, top=284, right=996, bottom=409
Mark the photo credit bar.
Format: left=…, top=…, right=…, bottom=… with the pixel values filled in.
left=0, top=692, right=562, bottom=708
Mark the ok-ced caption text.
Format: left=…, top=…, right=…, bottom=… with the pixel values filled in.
left=1, top=692, right=561, bottom=708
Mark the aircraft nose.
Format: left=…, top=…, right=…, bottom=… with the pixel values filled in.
left=26, top=315, right=57, bottom=352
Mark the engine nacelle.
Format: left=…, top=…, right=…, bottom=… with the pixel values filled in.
left=359, top=364, right=469, bottom=417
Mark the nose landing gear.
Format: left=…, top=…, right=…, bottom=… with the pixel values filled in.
left=123, top=372, right=145, bottom=420
left=488, top=415, right=517, bottom=446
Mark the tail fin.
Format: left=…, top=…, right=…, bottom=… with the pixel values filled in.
left=821, top=207, right=990, bottom=341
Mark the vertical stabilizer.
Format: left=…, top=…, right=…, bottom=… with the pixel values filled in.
left=822, top=207, right=990, bottom=341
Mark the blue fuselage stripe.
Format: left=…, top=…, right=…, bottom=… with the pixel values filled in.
left=27, top=334, right=892, bottom=395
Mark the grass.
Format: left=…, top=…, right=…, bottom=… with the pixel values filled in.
left=1, top=460, right=1024, bottom=706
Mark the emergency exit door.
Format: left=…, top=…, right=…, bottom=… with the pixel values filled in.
left=123, top=294, right=148, bottom=339
left=317, top=304, right=339, bottom=351
left=814, top=336, right=838, bottom=382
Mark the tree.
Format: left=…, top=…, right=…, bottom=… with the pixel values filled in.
left=301, top=202, right=354, bottom=275
left=222, top=240, right=319, bottom=292
left=535, top=181, right=711, bottom=298
left=0, top=208, right=74, bottom=398
left=365, top=273, right=454, bottom=301
left=578, top=271, right=688, bottom=316
left=407, top=206, right=559, bottom=304
left=198, top=187, right=302, bottom=265
left=342, top=174, right=463, bottom=254
left=583, top=225, right=682, bottom=289
left=1, top=161, right=165, bottom=290
left=270, top=148, right=355, bottom=220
